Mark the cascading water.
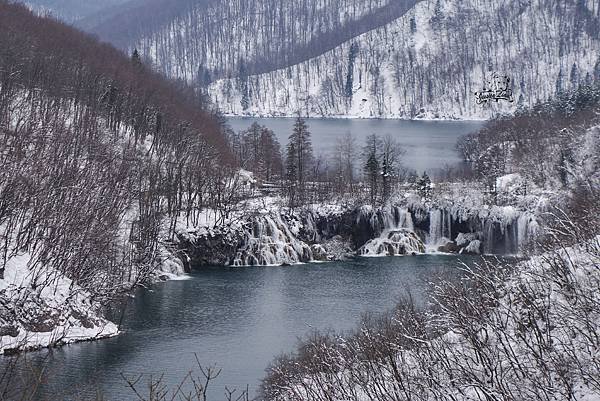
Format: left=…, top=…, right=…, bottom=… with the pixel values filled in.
left=483, top=220, right=496, bottom=254
left=358, top=229, right=425, bottom=256
left=480, top=210, right=539, bottom=254
left=356, top=205, right=414, bottom=235
left=181, top=204, right=542, bottom=268
left=422, top=205, right=540, bottom=255
left=499, top=212, right=538, bottom=254
left=517, top=213, right=539, bottom=252
left=428, top=209, right=442, bottom=245
left=358, top=206, right=424, bottom=257
left=232, top=214, right=313, bottom=266
left=427, top=209, right=452, bottom=246
left=393, top=207, right=414, bottom=231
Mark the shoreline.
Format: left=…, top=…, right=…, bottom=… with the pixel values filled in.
left=222, top=113, right=490, bottom=122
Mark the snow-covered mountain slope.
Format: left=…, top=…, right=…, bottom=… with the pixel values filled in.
left=88, top=0, right=416, bottom=80
left=209, top=0, right=600, bottom=119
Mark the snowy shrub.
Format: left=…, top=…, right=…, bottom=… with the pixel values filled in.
left=261, top=219, right=600, bottom=401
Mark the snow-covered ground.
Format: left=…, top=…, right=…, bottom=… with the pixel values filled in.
left=0, top=224, right=188, bottom=355
left=0, top=253, right=118, bottom=355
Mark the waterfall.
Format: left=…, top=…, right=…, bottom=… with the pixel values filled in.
left=428, top=209, right=448, bottom=246
left=517, top=213, right=539, bottom=251
left=481, top=211, right=539, bottom=254
left=358, top=228, right=425, bottom=257
left=355, top=205, right=415, bottom=244
left=510, top=212, right=539, bottom=254
left=380, top=206, right=412, bottom=230
left=420, top=205, right=541, bottom=255
left=357, top=206, right=423, bottom=257
left=483, top=220, right=495, bottom=254
left=182, top=204, right=543, bottom=267
left=393, top=206, right=414, bottom=231
left=231, top=214, right=313, bottom=266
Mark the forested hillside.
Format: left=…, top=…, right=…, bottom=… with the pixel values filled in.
left=25, top=0, right=600, bottom=119
left=0, top=1, right=231, bottom=353
left=210, top=0, right=600, bottom=118
left=82, top=0, right=418, bottom=83
left=23, top=0, right=129, bottom=21
left=458, top=84, right=600, bottom=192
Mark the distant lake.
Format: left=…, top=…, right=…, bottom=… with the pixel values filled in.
left=227, top=118, right=484, bottom=173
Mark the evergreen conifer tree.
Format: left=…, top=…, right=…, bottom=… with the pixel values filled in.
left=363, top=134, right=380, bottom=205
left=345, top=43, right=359, bottom=98
left=286, top=116, right=313, bottom=205
left=131, top=48, right=142, bottom=69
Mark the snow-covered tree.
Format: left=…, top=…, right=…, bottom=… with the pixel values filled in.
left=417, top=172, right=432, bottom=200
left=379, top=135, right=405, bottom=201
left=286, top=117, right=313, bottom=205
left=363, top=134, right=381, bottom=205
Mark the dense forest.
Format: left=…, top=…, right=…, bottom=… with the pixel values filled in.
left=80, top=0, right=418, bottom=82
left=458, top=83, right=600, bottom=194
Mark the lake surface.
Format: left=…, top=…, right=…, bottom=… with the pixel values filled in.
left=7, top=255, right=478, bottom=401
left=227, top=118, right=484, bottom=173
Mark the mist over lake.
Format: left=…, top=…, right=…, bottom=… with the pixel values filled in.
left=227, top=118, right=483, bottom=173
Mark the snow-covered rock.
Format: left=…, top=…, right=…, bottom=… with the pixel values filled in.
left=310, top=244, right=329, bottom=261
left=455, top=232, right=479, bottom=247
left=0, top=253, right=118, bottom=355
left=461, top=239, right=482, bottom=255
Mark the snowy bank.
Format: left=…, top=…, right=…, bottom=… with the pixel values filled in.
left=0, top=253, right=118, bottom=355
left=262, top=234, right=600, bottom=400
